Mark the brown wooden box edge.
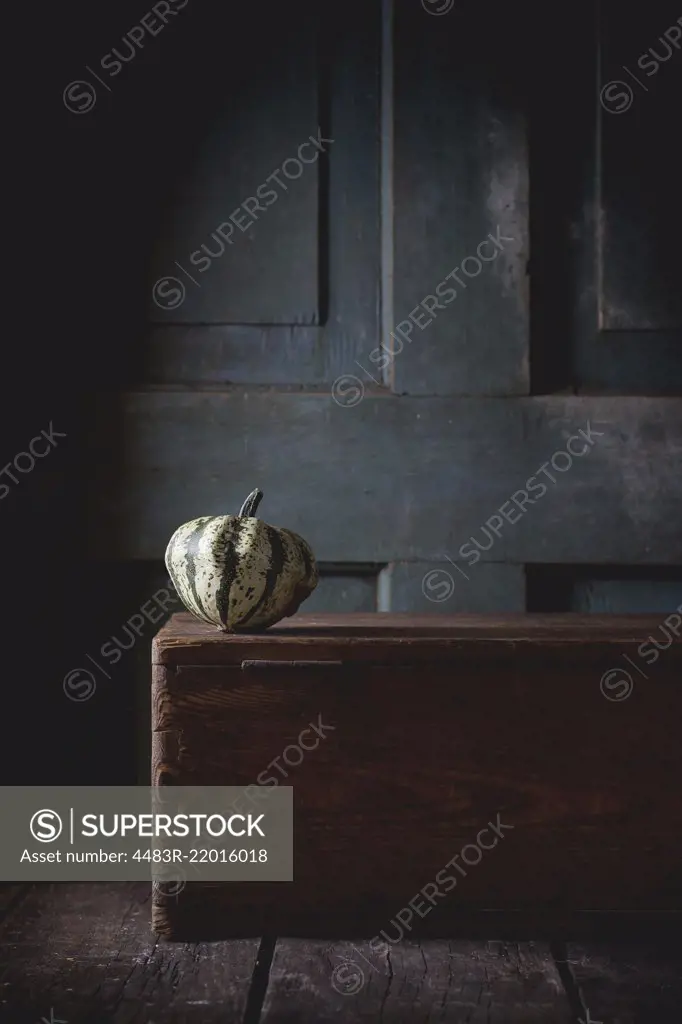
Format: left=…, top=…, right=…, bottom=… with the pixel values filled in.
left=151, top=612, right=682, bottom=940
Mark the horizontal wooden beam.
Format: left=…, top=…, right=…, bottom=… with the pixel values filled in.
left=89, top=393, right=682, bottom=564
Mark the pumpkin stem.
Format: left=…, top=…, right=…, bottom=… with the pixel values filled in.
left=238, top=488, right=263, bottom=517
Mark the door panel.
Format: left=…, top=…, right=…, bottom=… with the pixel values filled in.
left=144, top=0, right=380, bottom=381
left=391, top=0, right=529, bottom=396
left=147, top=3, right=318, bottom=325
left=92, top=0, right=682, bottom=630
left=530, top=0, right=682, bottom=394
left=600, top=0, right=682, bottom=331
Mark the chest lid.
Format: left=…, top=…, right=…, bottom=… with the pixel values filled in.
left=152, top=611, right=678, bottom=667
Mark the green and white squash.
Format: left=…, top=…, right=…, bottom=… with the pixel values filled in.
left=165, top=489, right=318, bottom=632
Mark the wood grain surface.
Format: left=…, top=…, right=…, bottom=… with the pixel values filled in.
left=0, top=884, right=258, bottom=1024
left=90, top=394, right=682, bottom=565
left=1, top=885, right=680, bottom=1021
left=152, top=613, right=682, bottom=939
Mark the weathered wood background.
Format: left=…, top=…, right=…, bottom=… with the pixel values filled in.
left=22, top=0, right=679, bottom=785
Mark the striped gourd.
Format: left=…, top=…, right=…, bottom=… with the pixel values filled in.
left=165, top=489, right=318, bottom=632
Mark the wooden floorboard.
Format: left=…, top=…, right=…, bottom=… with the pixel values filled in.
left=259, top=939, right=573, bottom=1022
left=0, top=883, right=258, bottom=1024
left=565, top=941, right=682, bottom=1023
left=0, top=884, right=27, bottom=921
left=2, top=885, right=681, bottom=1021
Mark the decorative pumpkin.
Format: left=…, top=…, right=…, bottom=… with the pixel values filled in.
left=165, top=489, right=318, bottom=632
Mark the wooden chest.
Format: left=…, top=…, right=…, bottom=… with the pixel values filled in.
left=151, top=612, right=682, bottom=940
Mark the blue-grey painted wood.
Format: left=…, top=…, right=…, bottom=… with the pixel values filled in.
left=577, top=333, right=682, bottom=395
left=303, top=572, right=377, bottom=613
left=89, top=392, right=682, bottom=565
left=146, top=1, right=318, bottom=325
left=321, top=0, right=381, bottom=384
left=144, top=326, right=323, bottom=386
left=381, top=562, right=525, bottom=613
left=390, top=0, right=529, bottom=396
left=144, top=0, right=380, bottom=384
left=530, top=0, right=682, bottom=394
left=599, top=0, right=682, bottom=331
left=573, top=580, right=682, bottom=614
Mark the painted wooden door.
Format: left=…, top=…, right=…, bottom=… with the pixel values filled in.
left=93, top=0, right=681, bottom=606
left=83, top=0, right=682, bottom=776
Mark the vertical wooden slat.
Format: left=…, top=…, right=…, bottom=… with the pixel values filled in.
left=380, top=0, right=394, bottom=389
left=391, top=0, right=529, bottom=396
left=322, top=0, right=381, bottom=381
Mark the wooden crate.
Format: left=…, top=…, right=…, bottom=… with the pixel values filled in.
left=151, top=612, right=682, bottom=940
